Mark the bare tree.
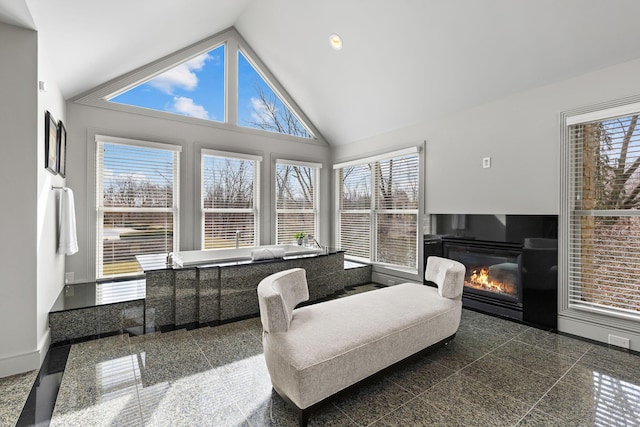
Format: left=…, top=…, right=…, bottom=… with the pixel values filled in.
left=276, top=165, right=314, bottom=208
left=584, top=115, right=640, bottom=209
left=580, top=114, right=640, bottom=312
left=244, top=85, right=311, bottom=138
left=203, top=159, right=253, bottom=208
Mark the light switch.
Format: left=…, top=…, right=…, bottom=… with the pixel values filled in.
left=482, top=157, right=491, bottom=168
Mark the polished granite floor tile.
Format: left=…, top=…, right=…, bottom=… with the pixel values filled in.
left=384, top=353, right=455, bottom=396
left=19, top=304, right=640, bottom=427
left=51, top=351, right=142, bottom=426
left=191, top=325, right=264, bottom=369
left=64, top=337, right=134, bottom=373
left=50, top=392, right=143, bottom=427
left=0, top=369, right=38, bottom=426
left=332, top=376, right=415, bottom=426
left=426, top=339, right=488, bottom=371
left=490, top=339, right=578, bottom=380
left=373, top=397, right=457, bottom=426
left=460, top=309, right=530, bottom=339
left=543, top=364, right=640, bottom=425
left=419, top=373, right=530, bottom=426
left=563, top=357, right=640, bottom=392
left=137, top=369, right=248, bottom=427
left=534, top=376, right=639, bottom=426
left=460, top=354, right=558, bottom=406
left=243, top=389, right=356, bottom=427
left=129, top=330, right=212, bottom=387
left=515, top=408, right=565, bottom=426
left=454, top=323, right=515, bottom=353
left=579, top=343, right=640, bottom=380
left=221, top=353, right=278, bottom=416
left=514, top=327, right=593, bottom=359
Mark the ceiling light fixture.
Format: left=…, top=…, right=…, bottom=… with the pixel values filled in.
left=329, top=33, right=343, bottom=50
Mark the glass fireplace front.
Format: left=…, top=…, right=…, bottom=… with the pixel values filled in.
left=443, top=239, right=522, bottom=303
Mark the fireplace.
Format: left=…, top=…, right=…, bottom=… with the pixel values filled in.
left=425, top=214, right=558, bottom=329
left=443, top=238, right=524, bottom=320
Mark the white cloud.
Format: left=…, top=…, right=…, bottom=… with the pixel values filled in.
left=172, top=96, right=209, bottom=119
left=250, top=97, right=275, bottom=124
left=147, top=53, right=211, bottom=94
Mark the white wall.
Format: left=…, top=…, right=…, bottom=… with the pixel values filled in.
left=0, top=22, right=67, bottom=377
left=0, top=22, right=39, bottom=376
left=36, top=33, right=67, bottom=363
left=334, top=56, right=640, bottom=347
left=333, top=57, right=640, bottom=216
left=65, top=103, right=333, bottom=283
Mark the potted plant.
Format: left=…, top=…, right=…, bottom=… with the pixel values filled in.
left=294, top=231, right=306, bottom=245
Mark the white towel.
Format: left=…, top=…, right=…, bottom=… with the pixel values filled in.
left=58, top=188, right=78, bottom=255
left=251, top=247, right=285, bottom=261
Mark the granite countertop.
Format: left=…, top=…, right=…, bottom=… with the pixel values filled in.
left=50, top=279, right=146, bottom=313
left=137, top=247, right=344, bottom=272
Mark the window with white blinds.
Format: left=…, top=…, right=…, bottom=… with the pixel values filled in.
left=96, top=136, right=180, bottom=279
left=335, top=148, right=420, bottom=270
left=201, top=149, right=261, bottom=249
left=275, top=160, right=320, bottom=244
left=566, top=106, right=640, bottom=319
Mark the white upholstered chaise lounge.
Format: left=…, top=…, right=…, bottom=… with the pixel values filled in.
left=256, top=256, right=466, bottom=426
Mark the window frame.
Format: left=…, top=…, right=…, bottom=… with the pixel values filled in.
left=75, top=28, right=325, bottom=146
left=237, top=49, right=314, bottom=139
left=95, top=135, right=181, bottom=280
left=274, top=159, right=321, bottom=245
left=560, top=98, right=640, bottom=334
left=200, top=148, right=262, bottom=250
left=334, top=147, right=421, bottom=272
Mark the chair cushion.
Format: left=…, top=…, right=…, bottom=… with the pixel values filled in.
left=257, top=268, right=309, bottom=333
left=425, top=256, right=466, bottom=299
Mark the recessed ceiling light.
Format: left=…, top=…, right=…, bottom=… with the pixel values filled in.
left=329, top=33, right=343, bottom=50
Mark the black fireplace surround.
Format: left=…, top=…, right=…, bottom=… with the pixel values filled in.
left=425, top=214, right=558, bottom=330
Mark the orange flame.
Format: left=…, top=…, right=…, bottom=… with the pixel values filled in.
left=466, top=267, right=517, bottom=296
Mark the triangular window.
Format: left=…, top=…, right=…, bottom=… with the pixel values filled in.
left=108, top=44, right=225, bottom=122
left=80, top=29, right=323, bottom=143
left=237, top=51, right=311, bottom=138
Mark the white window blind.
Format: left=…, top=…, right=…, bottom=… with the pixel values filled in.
left=338, top=164, right=372, bottom=259
left=336, top=149, right=420, bottom=269
left=567, top=111, right=640, bottom=319
left=275, top=160, right=320, bottom=244
left=96, top=136, right=180, bottom=279
left=201, top=150, right=260, bottom=249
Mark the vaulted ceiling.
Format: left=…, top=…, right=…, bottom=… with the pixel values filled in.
left=4, top=0, right=640, bottom=145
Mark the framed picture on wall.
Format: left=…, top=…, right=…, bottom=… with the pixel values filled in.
left=45, top=111, right=58, bottom=174
left=57, top=120, right=67, bottom=177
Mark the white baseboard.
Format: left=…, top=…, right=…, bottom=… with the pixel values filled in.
left=558, top=315, right=640, bottom=352
left=38, top=328, right=51, bottom=367
left=0, top=329, right=50, bottom=378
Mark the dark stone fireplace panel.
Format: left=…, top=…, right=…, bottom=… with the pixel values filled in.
left=430, top=238, right=557, bottom=330
left=424, top=214, right=558, bottom=330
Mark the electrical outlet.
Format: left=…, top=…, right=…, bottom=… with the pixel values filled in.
left=65, top=272, right=74, bottom=284
left=608, top=334, right=630, bottom=349
left=64, top=285, right=74, bottom=297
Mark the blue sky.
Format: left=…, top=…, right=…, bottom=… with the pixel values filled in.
left=109, top=44, right=307, bottom=135
left=110, top=45, right=226, bottom=122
